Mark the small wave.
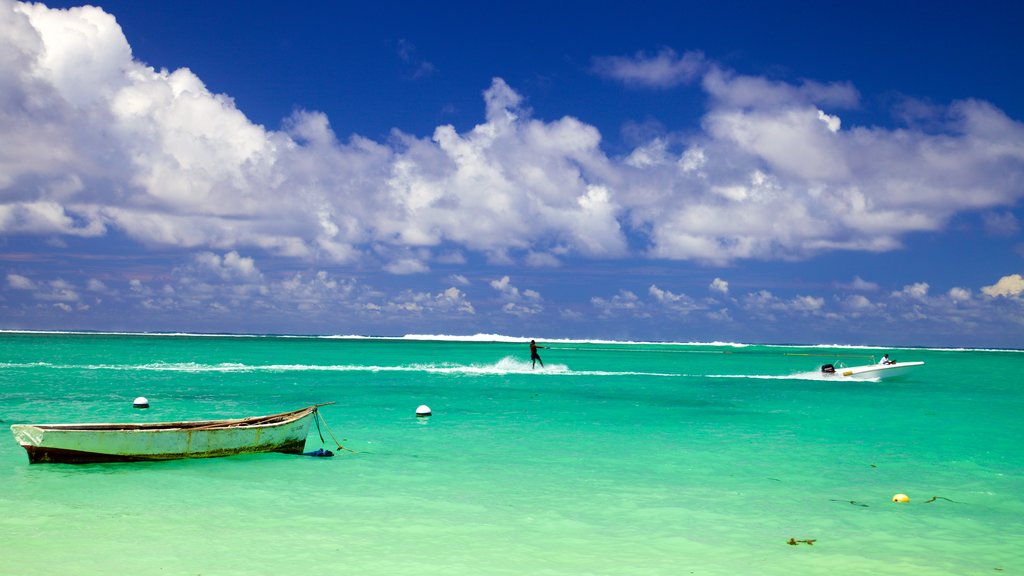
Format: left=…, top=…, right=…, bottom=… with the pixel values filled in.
left=0, top=361, right=55, bottom=369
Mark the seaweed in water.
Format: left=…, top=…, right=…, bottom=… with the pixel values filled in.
left=830, top=499, right=869, bottom=507
left=924, top=496, right=960, bottom=504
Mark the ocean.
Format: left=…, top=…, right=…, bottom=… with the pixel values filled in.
left=1, top=331, right=1021, bottom=575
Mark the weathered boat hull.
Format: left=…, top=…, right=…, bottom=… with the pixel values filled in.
left=11, top=406, right=319, bottom=464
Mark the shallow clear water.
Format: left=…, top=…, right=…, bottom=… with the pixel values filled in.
left=1, top=333, right=1022, bottom=575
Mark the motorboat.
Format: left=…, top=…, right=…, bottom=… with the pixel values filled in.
left=820, top=360, right=924, bottom=381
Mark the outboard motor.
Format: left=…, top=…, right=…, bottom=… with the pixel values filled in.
left=821, top=364, right=836, bottom=374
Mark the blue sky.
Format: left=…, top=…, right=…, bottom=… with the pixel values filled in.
left=2, top=0, right=1023, bottom=347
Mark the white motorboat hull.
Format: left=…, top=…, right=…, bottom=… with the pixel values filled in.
left=834, top=361, right=924, bottom=381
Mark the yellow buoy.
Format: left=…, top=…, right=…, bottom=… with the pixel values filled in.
left=892, top=493, right=910, bottom=503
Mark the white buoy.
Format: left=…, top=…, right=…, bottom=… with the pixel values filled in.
left=133, top=396, right=149, bottom=409
left=416, top=405, right=431, bottom=417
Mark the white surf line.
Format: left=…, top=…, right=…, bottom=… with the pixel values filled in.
left=6, top=361, right=681, bottom=377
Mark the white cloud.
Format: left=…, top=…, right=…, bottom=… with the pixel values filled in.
left=447, top=274, right=470, bottom=286
left=383, top=258, right=429, bottom=275
left=190, top=251, right=262, bottom=282
left=7, top=273, right=35, bottom=290
left=382, top=286, right=475, bottom=315
left=649, top=284, right=701, bottom=315
left=591, top=290, right=644, bottom=318
left=842, top=294, right=874, bottom=311
left=893, top=282, right=930, bottom=299
left=679, top=146, right=707, bottom=173
left=525, top=252, right=561, bottom=267
left=5, top=273, right=82, bottom=302
left=948, top=287, right=972, bottom=301
left=981, top=274, right=1024, bottom=297
left=709, top=277, right=729, bottom=295
left=1, top=0, right=1023, bottom=276
left=817, top=110, right=841, bottom=133
left=489, top=275, right=511, bottom=293
left=742, top=290, right=824, bottom=314
left=705, top=105, right=851, bottom=181
left=790, top=295, right=824, bottom=312
left=591, top=48, right=706, bottom=89
left=840, top=276, right=880, bottom=291
left=0, top=202, right=106, bottom=237
left=489, top=275, right=543, bottom=316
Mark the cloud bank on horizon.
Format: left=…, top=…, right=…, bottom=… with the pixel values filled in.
left=1, top=0, right=1022, bottom=345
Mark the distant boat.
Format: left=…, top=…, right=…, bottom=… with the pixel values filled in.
left=820, top=361, right=924, bottom=381
left=10, top=404, right=327, bottom=464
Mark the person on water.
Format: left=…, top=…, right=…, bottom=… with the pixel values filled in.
left=530, top=340, right=545, bottom=369
left=879, top=354, right=895, bottom=365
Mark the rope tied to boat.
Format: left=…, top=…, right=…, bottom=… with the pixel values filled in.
left=314, top=406, right=357, bottom=453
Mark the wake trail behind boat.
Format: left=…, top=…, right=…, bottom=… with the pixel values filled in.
left=707, top=371, right=841, bottom=381
left=0, top=357, right=678, bottom=377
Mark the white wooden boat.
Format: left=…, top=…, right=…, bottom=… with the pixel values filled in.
left=821, top=361, right=924, bottom=381
left=10, top=405, right=326, bottom=464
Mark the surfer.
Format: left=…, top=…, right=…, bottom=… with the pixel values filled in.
left=530, top=340, right=545, bottom=369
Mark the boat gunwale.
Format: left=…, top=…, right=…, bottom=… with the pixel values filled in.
left=12, top=404, right=328, bottom=433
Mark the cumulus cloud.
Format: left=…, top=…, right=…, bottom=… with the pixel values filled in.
left=742, top=290, right=824, bottom=314
left=649, top=284, right=702, bottom=315
left=37, top=278, right=78, bottom=302
left=190, top=251, right=262, bottom=282
left=2, top=0, right=1024, bottom=277
left=591, top=289, right=644, bottom=318
left=982, top=274, right=1024, bottom=297
left=948, top=287, right=972, bottom=301
left=709, top=277, right=729, bottom=295
left=841, top=293, right=874, bottom=311
left=380, top=286, right=475, bottom=315
left=489, top=275, right=543, bottom=316
left=893, top=282, right=930, bottom=299
left=6, top=273, right=81, bottom=302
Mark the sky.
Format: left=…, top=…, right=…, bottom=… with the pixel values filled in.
left=1, top=0, right=1023, bottom=347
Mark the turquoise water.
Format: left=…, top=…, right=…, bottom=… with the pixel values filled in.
left=1, top=332, right=1022, bottom=575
